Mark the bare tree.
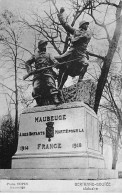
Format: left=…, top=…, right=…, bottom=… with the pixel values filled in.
left=0, top=10, right=31, bottom=149
left=100, top=73, right=122, bottom=169
left=20, top=0, right=122, bottom=114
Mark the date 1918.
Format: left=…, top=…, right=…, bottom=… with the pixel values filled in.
left=72, top=143, right=82, bottom=148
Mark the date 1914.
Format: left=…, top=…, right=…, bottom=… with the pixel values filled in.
left=20, top=146, right=29, bottom=151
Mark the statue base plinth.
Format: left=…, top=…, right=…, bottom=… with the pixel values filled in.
left=0, top=102, right=118, bottom=180
left=0, top=168, right=118, bottom=180
left=12, top=152, right=104, bottom=169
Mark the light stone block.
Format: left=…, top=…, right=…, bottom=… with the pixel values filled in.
left=0, top=168, right=118, bottom=180
left=3, top=101, right=116, bottom=180
left=12, top=102, right=104, bottom=170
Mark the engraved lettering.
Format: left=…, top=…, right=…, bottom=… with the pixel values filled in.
left=47, top=116, right=50, bottom=121
left=37, top=143, right=62, bottom=150
left=20, top=146, right=29, bottom=151
left=51, top=116, right=54, bottom=121
left=42, top=144, right=46, bottom=149
left=38, top=117, right=42, bottom=122
left=72, top=143, right=82, bottom=148
left=55, top=129, right=84, bottom=134
left=35, top=117, right=39, bottom=122
left=19, top=131, right=45, bottom=136
left=37, top=144, right=41, bottom=149
left=43, top=117, right=46, bottom=122
left=35, top=115, right=67, bottom=123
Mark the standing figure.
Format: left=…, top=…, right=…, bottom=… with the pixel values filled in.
left=56, top=7, right=92, bottom=89
left=25, top=39, right=60, bottom=106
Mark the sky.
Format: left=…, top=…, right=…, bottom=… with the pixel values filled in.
left=0, top=0, right=42, bottom=117
left=0, top=0, right=65, bottom=16
left=0, top=0, right=122, bottom=117
left=0, top=0, right=71, bottom=117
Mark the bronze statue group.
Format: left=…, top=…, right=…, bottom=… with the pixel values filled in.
left=24, top=7, right=92, bottom=106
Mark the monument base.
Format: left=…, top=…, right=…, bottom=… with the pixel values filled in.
left=1, top=102, right=118, bottom=180
left=12, top=152, right=105, bottom=169
left=0, top=168, right=118, bottom=180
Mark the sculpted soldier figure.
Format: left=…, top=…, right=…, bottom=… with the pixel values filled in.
left=25, top=39, right=60, bottom=106
left=56, top=7, right=92, bottom=89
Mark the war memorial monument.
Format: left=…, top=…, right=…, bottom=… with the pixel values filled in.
left=0, top=6, right=118, bottom=181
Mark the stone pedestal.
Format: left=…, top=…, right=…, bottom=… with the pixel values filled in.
left=1, top=102, right=118, bottom=180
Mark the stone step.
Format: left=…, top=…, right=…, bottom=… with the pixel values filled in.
left=0, top=168, right=118, bottom=180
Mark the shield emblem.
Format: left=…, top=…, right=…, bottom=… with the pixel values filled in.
left=46, top=122, right=54, bottom=142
